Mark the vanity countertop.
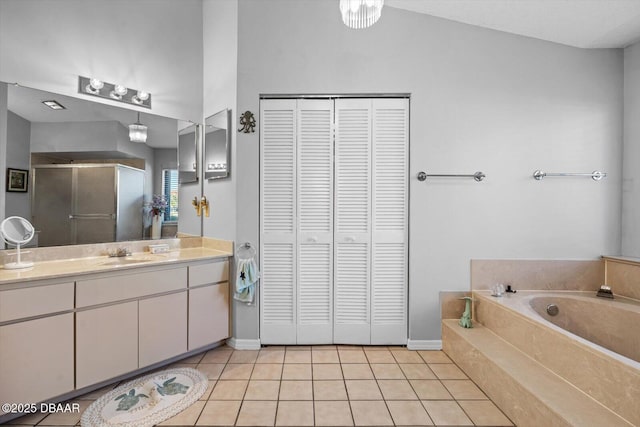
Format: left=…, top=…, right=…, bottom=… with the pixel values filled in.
left=0, top=247, right=231, bottom=286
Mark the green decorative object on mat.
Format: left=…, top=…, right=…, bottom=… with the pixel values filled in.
left=81, top=367, right=207, bottom=427
left=459, top=297, right=473, bottom=328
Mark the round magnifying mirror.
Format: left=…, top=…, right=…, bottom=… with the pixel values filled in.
left=1, top=216, right=35, bottom=269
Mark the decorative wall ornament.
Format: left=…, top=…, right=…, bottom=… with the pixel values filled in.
left=238, top=111, right=256, bottom=133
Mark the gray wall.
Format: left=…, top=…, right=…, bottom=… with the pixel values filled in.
left=0, top=84, right=7, bottom=224
left=234, top=0, right=623, bottom=342
left=202, top=0, right=238, bottom=242
left=5, top=111, right=31, bottom=219
left=153, top=148, right=178, bottom=199
left=622, top=41, right=640, bottom=257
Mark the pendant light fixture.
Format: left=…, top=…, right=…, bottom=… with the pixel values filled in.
left=129, top=112, right=148, bottom=143
left=339, top=0, right=384, bottom=29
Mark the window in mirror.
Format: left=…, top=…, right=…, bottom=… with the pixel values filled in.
left=204, top=109, right=231, bottom=180
left=162, top=169, right=179, bottom=222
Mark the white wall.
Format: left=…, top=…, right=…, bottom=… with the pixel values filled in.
left=622, top=41, right=640, bottom=257
left=5, top=111, right=31, bottom=219
left=0, top=0, right=203, bottom=123
left=234, top=0, right=623, bottom=342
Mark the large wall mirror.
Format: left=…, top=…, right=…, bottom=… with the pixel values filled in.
left=204, top=109, right=231, bottom=180
left=1, top=81, right=200, bottom=247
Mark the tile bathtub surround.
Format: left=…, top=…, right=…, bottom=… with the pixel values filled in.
left=440, top=291, right=470, bottom=319
left=603, top=256, right=640, bottom=300
left=473, top=292, right=640, bottom=426
left=8, top=345, right=513, bottom=427
left=471, top=259, right=604, bottom=291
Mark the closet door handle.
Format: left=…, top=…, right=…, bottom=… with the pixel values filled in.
left=345, top=236, right=356, bottom=243
left=307, top=236, right=318, bottom=243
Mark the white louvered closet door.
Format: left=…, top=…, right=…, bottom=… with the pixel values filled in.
left=260, top=99, right=297, bottom=344
left=371, top=98, right=409, bottom=344
left=296, top=99, right=334, bottom=344
left=333, top=99, right=373, bottom=344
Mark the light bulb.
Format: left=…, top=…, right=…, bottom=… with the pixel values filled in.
left=89, top=78, right=104, bottom=90
left=136, top=91, right=149, bottom=101
left=114, top=85, right=128, bottom=96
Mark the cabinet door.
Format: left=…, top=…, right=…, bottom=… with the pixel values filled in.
left=139, top=292, right=187, bottom=367
left=76, top=302, right=138, bottom=389
left=188, top=283, right=229, bottom=350
left=0, top=313, right=74, bottom=415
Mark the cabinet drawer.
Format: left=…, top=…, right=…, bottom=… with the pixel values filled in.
left=76, top=267, right=187, bottom=308
left=0, top=282, right=74, bottom=322
left=189, top=261, right=229, bottom=287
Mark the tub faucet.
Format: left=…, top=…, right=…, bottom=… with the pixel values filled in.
left=596, top=284, right=613, bottom=299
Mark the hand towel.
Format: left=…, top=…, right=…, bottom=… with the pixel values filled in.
left=234, top=258, right=260, bottom=304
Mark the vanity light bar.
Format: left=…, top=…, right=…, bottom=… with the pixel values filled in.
left=77, top=76, right=152, bottom=109
left=42, top=100, right=66, bottom=110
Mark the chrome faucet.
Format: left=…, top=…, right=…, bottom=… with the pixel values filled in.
left=596, top=284, right=613, bottom=299
left=108, top=248, right=131, bottom=258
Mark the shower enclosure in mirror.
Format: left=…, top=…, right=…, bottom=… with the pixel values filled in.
left=0, top=81, right=200, bottom=247
left=204, top=109, right=231, bottom=180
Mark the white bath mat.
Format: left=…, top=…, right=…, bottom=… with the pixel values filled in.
left=81, top=367, right=208, bottom=427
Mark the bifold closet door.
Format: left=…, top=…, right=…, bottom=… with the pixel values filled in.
left=334, top=98, right=409, bottom=345
left=370, top=98, right=409, bottom=344
left=296, top=99, right=334, bottom=344
left=334, top=99, right=372, bottom=344
left=260, top=99, right=334, bottom=344
left=260, top=99, right=297, bottom=344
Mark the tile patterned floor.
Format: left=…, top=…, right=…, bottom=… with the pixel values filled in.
left=6, top=346, right=514, bottom=426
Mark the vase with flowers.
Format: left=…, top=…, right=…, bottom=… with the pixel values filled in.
left=146, top=195, right=168, bottom=239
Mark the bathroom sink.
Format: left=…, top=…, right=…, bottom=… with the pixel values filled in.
left=101, top=257, right=156, bottom=266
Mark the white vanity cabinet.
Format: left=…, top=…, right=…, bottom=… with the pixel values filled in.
left=188, top=260, right=230, bottom=350
left=75, top=266, right=188, bottom=388
left=0, top=282, right=75, bottom=415
left=0, top=253, right=230, bottom=420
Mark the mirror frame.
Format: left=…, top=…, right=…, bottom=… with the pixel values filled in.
left=204, top=109, right=231, bottom=180
left=178, top=123, right=200, bottom=184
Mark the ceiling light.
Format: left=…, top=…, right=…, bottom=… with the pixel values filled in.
left=340, top=0, right=383, bottom=29
left=42, top=100, right=66, bottom=110
left=129, top=112, right=148, bottom=143
left=78, top=76, right=152, bottom=109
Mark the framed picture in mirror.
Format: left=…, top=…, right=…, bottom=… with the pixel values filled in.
left=6, top=168, right=28, bottom=192
left=204, top=109, right=231, bottom=180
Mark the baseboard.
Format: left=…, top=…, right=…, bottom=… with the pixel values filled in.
left=407, top=339, right=442, bottom=350
left=226, top=337, right=262, bottom=350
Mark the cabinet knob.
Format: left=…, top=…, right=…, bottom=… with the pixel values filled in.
left=345, top=236, right=356, bottom=243
left=308, top=236, right=318, bottom=243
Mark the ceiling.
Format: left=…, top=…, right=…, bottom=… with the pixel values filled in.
left=386, top=0, right=640, bottom=48
left=7, top=84, right=183, bottom=149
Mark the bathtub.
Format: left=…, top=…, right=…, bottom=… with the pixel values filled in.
left=528, top=293, right=639, bottom=363
left=473, top=290, right=640, bottom=426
